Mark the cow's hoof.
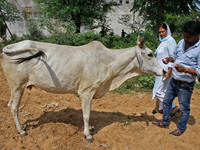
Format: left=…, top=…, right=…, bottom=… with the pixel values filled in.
left=87, top=138, right=94, bottom=143
left=85, top=135, right=93, bottom=142
left=20, top=131, right=27, bottom=137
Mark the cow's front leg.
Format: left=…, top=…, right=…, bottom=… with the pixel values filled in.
left=79, top=92, right=94, bottom=142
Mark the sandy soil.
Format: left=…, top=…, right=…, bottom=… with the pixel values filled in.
left=0, top=58, right=200, bottom=150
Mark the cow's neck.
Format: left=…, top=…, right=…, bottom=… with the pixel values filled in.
left=108, top=47, right=141, bottom=91
left=109, top=48, right=138, bottom=76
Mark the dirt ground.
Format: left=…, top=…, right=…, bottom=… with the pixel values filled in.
left=0, top=57, right=200, bottom=150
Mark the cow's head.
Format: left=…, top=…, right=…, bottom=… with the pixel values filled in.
left=136, top=35, right=163, bottom=76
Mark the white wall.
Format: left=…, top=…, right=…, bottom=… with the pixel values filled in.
left=6, top=0, right=142, bottom=38
left=6, top=0, right=39, bottom=39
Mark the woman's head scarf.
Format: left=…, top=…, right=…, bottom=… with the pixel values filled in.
left=159, top=23, right=176, bottom=45
left=159, top=23, right=171, bottom=42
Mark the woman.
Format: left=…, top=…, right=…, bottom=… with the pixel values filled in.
left=152, top=23, right=178, bottom=115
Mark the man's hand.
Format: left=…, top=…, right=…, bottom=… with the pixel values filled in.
left=175, top=64, right=197, bottom=75
left=175, top=64, right=186, bottom=72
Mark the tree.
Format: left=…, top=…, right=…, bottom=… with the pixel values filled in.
left=0, top=0, right=20, bottom=39
left=131, top=0, right=200, bottom=32
left=34, top=0, right=118, bottom=33
left=165, top=11, right=200, bottom=33
left=118, top=14, right=146, bottom=34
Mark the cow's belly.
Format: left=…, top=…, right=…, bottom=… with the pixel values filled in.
left=25, top=56, right=84, bottom=94
left=28, top=78, right=79, bottom=94
left=28, top=70, right=80, bottom=94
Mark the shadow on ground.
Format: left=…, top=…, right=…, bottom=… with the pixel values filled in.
left=24, top=107, right=195, bottom=135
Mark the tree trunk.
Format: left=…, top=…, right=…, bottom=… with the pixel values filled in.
left=0, top=8, right=14, bottom=40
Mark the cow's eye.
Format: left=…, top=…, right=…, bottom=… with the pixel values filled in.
left=148, top=53, right=153, bottom=57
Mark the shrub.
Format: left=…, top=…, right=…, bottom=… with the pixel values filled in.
left=112, top=80, right=135, bottom=94
left=26, top=18, right=44, bottom=40
left=138, top=75, right=155, bottom=89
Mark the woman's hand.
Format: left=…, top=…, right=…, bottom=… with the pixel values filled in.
left=163, top=72, right=170, bottom=80
left=163, top=67, right=172, bottom=81
left=162, top=57, right=174, bottom=64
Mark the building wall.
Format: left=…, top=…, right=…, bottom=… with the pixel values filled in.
left=106, top=0, right=141, bottom=35
left=86, top=0, right=143, bottom=35
left=6, top=0, right=40, bottom=38
left=6, top=0, right=142, bottom=38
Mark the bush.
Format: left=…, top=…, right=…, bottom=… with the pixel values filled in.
left=26, top=18, right=44, bottom=41
left=138, top=75, right=155, bottom=89
left=112, top=74, right=155, bottom=94
left=143, top=30, right=159, bottom=52
left=112, top=79, right=136, bottom=94
left=195, top=80, right=200, bottom=89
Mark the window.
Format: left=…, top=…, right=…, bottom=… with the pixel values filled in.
left=25, top=7, right=31, bottom=13
left=119, top=0, right=123, bottom=4
left=126, top=0, right=129, bottom=4
left=24, top=7, right=32, bottom=18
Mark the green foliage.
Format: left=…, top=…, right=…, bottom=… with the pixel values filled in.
left=142, top=30, right=159, bottom=52
left=112, top=79, right=136, bottom=94
left=165, top=11, right=200, bottom=34
left=37, top=16, right=77, bottom=45
left=112, top=112, right=120, bottom=116
left=195, top=82, right=200, bottom=89
left=25, top=18, right=44, bottom=40
left=0, top=0, right=20, bottom=38
left=0, top=0, right=20, bottom=22
left=171, top=32, right=183, bottom=44
left=41, top=31, right=139, bottom=49
left=33, top=0, right=118, bottom=33
left=138, top=75, right=155, bottom=89
left=71, top=32, right=99, bottom=46
left=111, top=34, right=137, bottom=49
left=121, top=120, right=131, bottom=126
left=112, top=74, right=155, bottom=94
left=131, top=0, right=200, bottom=31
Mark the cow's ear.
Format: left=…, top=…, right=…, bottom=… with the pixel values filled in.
left=136, top=47, right=144, bottom=69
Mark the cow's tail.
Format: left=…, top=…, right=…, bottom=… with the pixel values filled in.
left=14, top=51, right=46, bottom=64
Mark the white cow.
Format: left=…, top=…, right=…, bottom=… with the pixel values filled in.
left=2, top=38, right=162, bottom=141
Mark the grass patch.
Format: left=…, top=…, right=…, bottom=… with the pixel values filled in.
left=112, top=75, right=155, bottom=94
left=121, top=120, right=131, bottom=126
left=195, top=83, right=200, bottom=89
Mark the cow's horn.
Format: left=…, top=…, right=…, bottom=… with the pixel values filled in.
left=137, top=35, right=140, bottom=45
left=138, top=34, right=145, bottom=48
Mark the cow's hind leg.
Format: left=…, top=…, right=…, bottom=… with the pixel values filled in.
left=9, top=87, right=26, bottom=136
left=79, top=92, right=94, bottom=142
left=8, top=90, right=15, bottom=108
left=8, top=98, right=13, bottom=108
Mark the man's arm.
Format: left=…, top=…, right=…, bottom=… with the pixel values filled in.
left=175, top=64, right=197, bottom=76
